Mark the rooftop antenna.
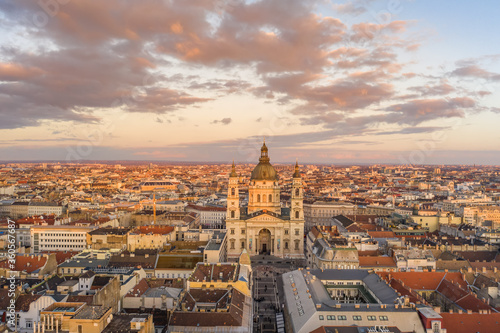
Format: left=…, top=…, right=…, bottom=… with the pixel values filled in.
left=153, top=189, right=156, bottom=225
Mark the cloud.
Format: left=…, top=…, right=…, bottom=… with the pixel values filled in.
left=409, top=81, right=455, bottom=96
left=0, top=0, right=494, bottom=154
left=383, top=97, right=475, bottom=125
left=376, top=126, right=449, bottom=136
left=332, top=1, right=370, bottom=16
left=451, top=64, right=500, bottom=80
left=211, top=117, right=232, bottom=125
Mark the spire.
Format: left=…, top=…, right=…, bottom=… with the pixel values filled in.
left=259, top=139, right=269, bottom=163
left=293, top=159, right=301, bottom=178
left=230, top=160, right=238, bottom=177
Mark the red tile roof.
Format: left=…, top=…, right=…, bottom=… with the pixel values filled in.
left=0, top=254, right=47, bottom=273
left=389, top=278, right=427, bottom=305
left=377, top=271, right=467, bottom=290
left=368, top=231, right=396, bottom=238
left=125, top=279, right=150, bottom=298
left=359, top=256, right=396, bottom=268
left=440, top=312, right=500, bottom=333
left=132, top=225, right=175, bottom=235
left=40, top=251, right=78, bottom=265
left=15, top=295, right=42, bottom=312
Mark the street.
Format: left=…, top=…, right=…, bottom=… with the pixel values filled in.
left=251, top=255, right=305, bottom=333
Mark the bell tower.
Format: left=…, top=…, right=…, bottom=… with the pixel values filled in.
left=291, top=160, right=303, bottom=220
left=227, top=161, right=240, bottom=220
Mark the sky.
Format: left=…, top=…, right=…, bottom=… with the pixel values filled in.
left=0, top=0, right=499, bottom=165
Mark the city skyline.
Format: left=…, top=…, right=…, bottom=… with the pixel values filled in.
left=1, top=0, right=499, bottom=164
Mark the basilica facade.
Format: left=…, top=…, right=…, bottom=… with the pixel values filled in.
left=226, top=141, right=305, bottom=259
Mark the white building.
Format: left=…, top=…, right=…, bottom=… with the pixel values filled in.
left=393, top=249, right=436, bottom=271
left=28, top=202, right=63, bottom=216
left=14, top=295, right=59, bottom=333
left=186, top=204, right=226, bottom=228
left=30, top=225, right=96, bottom=253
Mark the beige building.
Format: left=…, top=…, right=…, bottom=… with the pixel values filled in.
left=303, top=201, right=356, bottom=232
left=463, top=205, right=500, bottom=228
left=226, top=142, right=304, bottom=259
left=411, top=213, right=462, bottom=232
left=127, top=225, right=175, bottom=251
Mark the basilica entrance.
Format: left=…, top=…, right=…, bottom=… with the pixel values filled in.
left=258, top=229, right=272, bottom=254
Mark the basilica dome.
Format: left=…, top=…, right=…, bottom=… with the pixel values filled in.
left=250, top=141, right=278, bottom=181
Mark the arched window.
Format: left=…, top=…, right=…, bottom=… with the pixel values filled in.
left=295, top=211, right=299, bottom=219
left=276, top=194, right=279, bottom=201
left=295, top=188, right=300, bottom=196
left=231, top=188, right=235, bottom=196
left=231, top=211, right=235, bottom=218
left=257, top=194, right=260, bottom=202
left=269, top=194, right=272, bottom=202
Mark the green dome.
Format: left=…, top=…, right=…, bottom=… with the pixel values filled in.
left=251, top=162, right=278, bottom=181
left=250, top=140, right=278, bottom=181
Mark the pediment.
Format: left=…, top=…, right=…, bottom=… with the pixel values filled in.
left=246, top=212, right=283, bottom=222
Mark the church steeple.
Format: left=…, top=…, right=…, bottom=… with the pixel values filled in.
left=227, top=160, right=240, bottom=220
left=230, top=160, right=238, bottom=178
left=291, top=158, right=303, bottom=220
left=293, top=159, right=301, bottom=178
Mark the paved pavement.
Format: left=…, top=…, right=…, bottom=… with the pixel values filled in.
left=251, top=255, right=306, bottom=333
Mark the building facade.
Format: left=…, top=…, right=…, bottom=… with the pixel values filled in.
left=31, top=225, right=95, bottom=253
left=226, top=142, right=304, bottom=259
left=186, top=204, right=226, bottom=228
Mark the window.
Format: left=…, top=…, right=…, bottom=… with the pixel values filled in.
left=241, top=241, right=245, bottom=249
left=367, top=315, right=376, bottom=321
left=353, top=315, right=362, bottom=321
left=338, top=315, right=346, bottom=320
left=241, top=229, right=245, bottom=234
left=285, top=242, right=289, bottom=250
left=257, top=194, right=260, bottom=202
left=269, top=194, right=272, bottom=202
left=295, top=229, right=300, bottom=235
left=295, top=211, right=299, bottom=219
left=285, top=229, right=289, bottom=235
left=327, top=315, right=335, bottom=320
left=78, top=325, right=83, bottom=333
left=294, top=240, right=300, bottom=250
left=319, top=315, right=324, bottom=320
left=230, top=229, right=235, bottom=234
left=379, top=316, right=388, bottom=321
left=231, top=211, right=235, bottom=218
left=230, top=240, right=235, bottom=249
left=295, top=188, right=299, bottom=196
left=231, top=188, right=235, bottom=196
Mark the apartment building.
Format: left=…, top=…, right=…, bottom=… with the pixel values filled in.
left=31, top=225, right=96, bottom=253
left=186, top=204, right=226, bottom=228
left=303, top=201, right=356, bottom=231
